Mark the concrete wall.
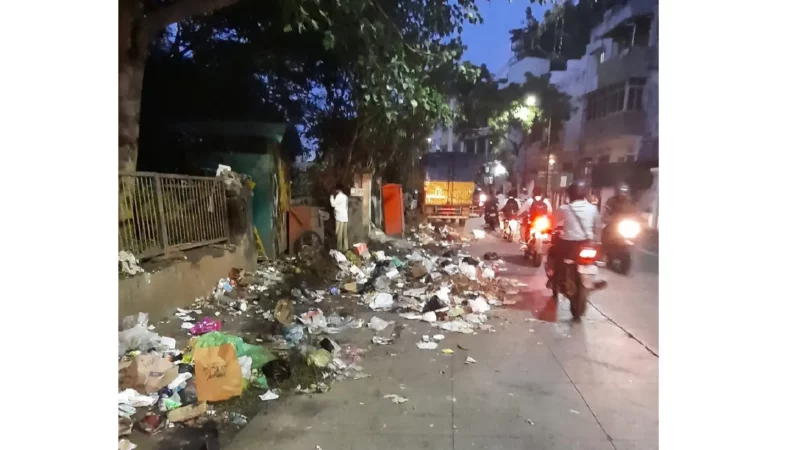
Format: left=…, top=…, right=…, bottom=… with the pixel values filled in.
left=118, top=245, right=254, bottom=321
left=119, top=185, right=257, bottom=322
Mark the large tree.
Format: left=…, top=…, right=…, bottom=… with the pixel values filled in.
left=119, top=0, right=510, bottom=173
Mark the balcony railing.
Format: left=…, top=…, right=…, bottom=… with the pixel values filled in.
left=119, top=172, right=229, bottom=259
left=597, top=46, right=657, bottom=88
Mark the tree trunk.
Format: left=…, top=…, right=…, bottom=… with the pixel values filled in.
left=119, top=54, right=146, bottom=173
left=119, top=0, right=147, bottom=173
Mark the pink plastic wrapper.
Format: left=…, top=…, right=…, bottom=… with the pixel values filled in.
left=190, top=317, right=222, bottom=336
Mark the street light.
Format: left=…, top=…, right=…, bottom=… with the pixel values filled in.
left=549, top=157, right=556, bottom=167
left=525, top=95, right=537, bottom=107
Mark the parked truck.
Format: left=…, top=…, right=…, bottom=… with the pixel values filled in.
left=420, top=152, right=483, bottom=223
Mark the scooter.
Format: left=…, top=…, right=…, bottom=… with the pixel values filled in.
left=524, top=214, right=552, bottom=268
left=545, top=229, right=606, bottom=320
left=602, top=216, right=642, bottom=275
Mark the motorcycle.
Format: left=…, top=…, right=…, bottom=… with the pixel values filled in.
left=484, top=207, right=499, bottom=231
left=602, top=216, right=642, bottom=275
left=524, top=214, right=552, bottom=268
left=501, top=215, right=520, bottom=242
left=545, top=229, right=605, bottom=320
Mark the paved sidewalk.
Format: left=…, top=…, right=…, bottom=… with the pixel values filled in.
left=228, top=299, right=658, bottom=450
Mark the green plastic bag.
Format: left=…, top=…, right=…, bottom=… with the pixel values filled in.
left=194, top=332, right=276, bottom=369
left=251, top=375, right=269, bottom=389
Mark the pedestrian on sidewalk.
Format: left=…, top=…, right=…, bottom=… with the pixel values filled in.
left=330, top=184, right=349, bottom=251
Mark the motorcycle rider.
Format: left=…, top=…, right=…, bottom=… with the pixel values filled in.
left=547, top=180, right=602, bottom=288
left=501, top=189, right=520, bottom=218
left=603, top=182, right=636, bottom=222
left=520, top=186, right=552, bottom=242
left=483, top=187, right=500, bottom=230
left=601, top=182, right=638, bottom=254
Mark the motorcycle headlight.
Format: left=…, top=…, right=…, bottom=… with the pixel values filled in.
left=479, top=193, right=487, bottom=202
left=618, top=220, right=641, bottom=239
left=509, top=220, right=519, bottom=230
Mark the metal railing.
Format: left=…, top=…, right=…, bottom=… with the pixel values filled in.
left=119, top=172, right=229, bottom=259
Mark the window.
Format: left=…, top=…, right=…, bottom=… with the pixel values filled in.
left=586, top=78, right=647, bottom=121
left=599, top=51, right=605, bottom=64
left=627, top=78, right=646, bottom=111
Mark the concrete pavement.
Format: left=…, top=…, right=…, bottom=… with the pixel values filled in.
left=227, top=224, right=659, bottom=450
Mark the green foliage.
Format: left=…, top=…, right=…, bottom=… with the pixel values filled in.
left=509, top=0, right=623, bottom=62
left=454, top=69, right=572, bottom=157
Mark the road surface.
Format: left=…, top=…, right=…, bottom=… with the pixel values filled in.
left=228, top=221, right=659, bottom=450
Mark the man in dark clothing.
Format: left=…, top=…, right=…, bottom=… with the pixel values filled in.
left=603, top=183, right=636, bottom=222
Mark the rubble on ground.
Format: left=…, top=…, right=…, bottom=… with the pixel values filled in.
left=117, top=223, right=518, bottom=448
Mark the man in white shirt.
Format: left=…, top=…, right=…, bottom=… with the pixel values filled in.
left=548, top=180, right=601, bottom=281
left=330, top=185, right=349, bottom=251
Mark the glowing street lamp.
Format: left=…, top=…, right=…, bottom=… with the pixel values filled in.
left=524, top=95, right=537, bottom=107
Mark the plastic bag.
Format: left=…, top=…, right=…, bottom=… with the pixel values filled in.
left=191, top=317, right=222, bottom=336
left=238, top=356, right=253, bottom=380
left=307, top=348, right=332, bottom=368
left=121, top=312, right=149, bottom=331
left=193, top=332, right=276, bottom=369
left=118, top=325, right=161, bottom=357
left=193, top=343, right=242, bottom=402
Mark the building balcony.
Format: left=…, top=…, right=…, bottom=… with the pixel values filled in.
left=597, top=46, right=657, bottom=88
left=584, top=110, right=647, bottom=140
left=592, top=0, right=658, bottom=39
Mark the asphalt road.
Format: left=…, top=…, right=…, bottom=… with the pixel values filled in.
left=465, top=217, right=659, bottom=354
left=227, top=221, right=660, bottom=450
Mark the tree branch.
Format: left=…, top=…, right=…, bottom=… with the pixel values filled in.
left=144, top=0, right=242, bottom=41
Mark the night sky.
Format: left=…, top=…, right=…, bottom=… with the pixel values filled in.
left=461, top=0, right=547, bottom=73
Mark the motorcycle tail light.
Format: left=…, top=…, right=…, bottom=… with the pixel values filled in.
left=533, top=216, right=551, bottom=232
left=578, top=248, right=597, bottom=265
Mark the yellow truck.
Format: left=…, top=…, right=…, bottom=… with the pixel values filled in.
left=421, top=152, right=483, bottom=222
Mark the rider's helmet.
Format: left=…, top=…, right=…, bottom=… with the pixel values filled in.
left=532, top=186, right=543, bottom=201
left=567, top=180, right=589, bottom=202
left=507, top=189, right=518, bottom=199
left=615, top=182, right=630, bottom=197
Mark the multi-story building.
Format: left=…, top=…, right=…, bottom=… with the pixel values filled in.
left=509, top=0, right=658, bottom=211
left=579, top=0, right=658, bottom=169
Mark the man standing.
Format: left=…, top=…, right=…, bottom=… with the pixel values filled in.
left=330, top=184, right=349, bottom=251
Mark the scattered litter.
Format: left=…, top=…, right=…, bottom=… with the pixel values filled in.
left=570, top=409, right=580, bottom=415
left=441, top=348, right=454, bottom=355
left=465, top=356, right=477, bottom=364
left=369, top=293, right=394, bottom=310
left=421, top=311, right=437, bottom=323
left=432, top=334, right=445, bottom=341
left=274, top=299, right=295, bottom=326
left=259, top=390, right=280, bottom=401
left=525, top=419, right=535, bottom=426
left=119, top=251, right=145, bottom=275
left=190, top=317, right=222, bottom=335
left=166, top=402, right=208, bottom=423
left=384, top=394, right=409, bottom=404
left=416, top=341, right=439, bottom=350
left=372, top=336, right=394, bottom=345
left=119, top=439, right=137, bottom=450
left=468, top=297, right=490, bottom=314
left=368, top=316, right=393, bottom=331
left=472, top=229, right=486, bottom=239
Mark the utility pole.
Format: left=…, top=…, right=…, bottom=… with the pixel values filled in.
left=543, top=117, right=553, bottom=196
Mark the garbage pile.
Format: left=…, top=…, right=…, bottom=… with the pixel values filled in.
left=325, top=224, right=519, bottom=347
left=117, top=223, right=517, bottom=448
